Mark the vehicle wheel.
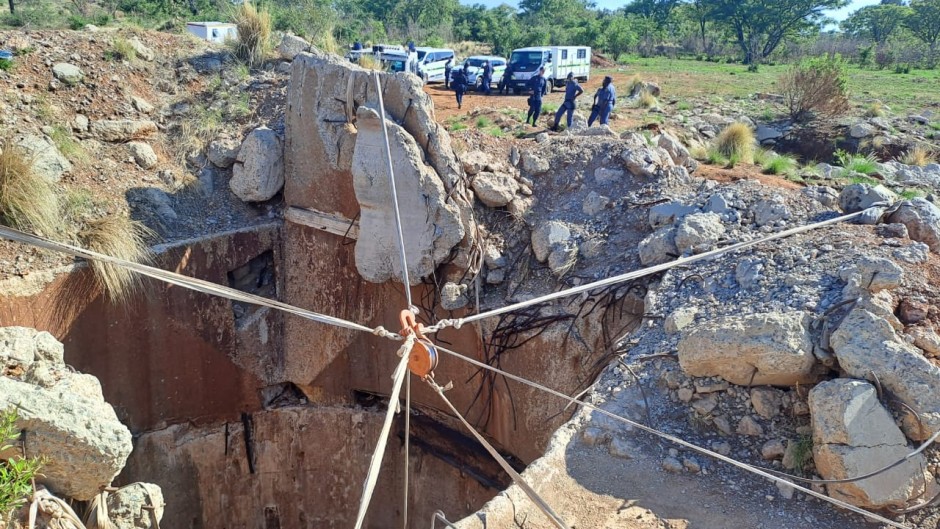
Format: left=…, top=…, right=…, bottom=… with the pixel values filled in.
left=513, top=87, right=521, bottom=95
left=547, top=79, right=554, bottom=93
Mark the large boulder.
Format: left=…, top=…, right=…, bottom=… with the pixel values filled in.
left=657, top=132, right=696, bottom=171
left=52, top=63, right=83, bottom=85
left=107, top=483, right=165, bottom=529
left=678, top=312, right=817, bottom=385
left=277, top=34, right=311, bottom=61
left=839, top=183, right=897, bottom=213
left=830, top=308, right=940, bottom=440
left=91, top=120, right=158, bottom=142
left=887, top=198, right=940, bottom=253
left=809, top=379, right=931, bottom=509
left=637, top=227, right=677, bottom=265
left=16, top=134, right=71, bottom=182
left=230, top=127, right=285, bottom=202
left=352, top=106, right=464, bottom=284
left=207, top=137, right=240, bottom=168
left=0, top=327, right=132, bottom=501
left=621, top=146, right=672, bottom=178
left=471, top=172, right=517, bottom=208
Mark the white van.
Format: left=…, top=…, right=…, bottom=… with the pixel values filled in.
left=507, top=46, right=591, bottom=94
left=415, top=47, right=455, bottom=83
left=376, top=46, right=419, bottom=75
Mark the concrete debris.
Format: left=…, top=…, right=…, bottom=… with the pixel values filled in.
left=107, top=483, right=165, bottom=529
left=0, top=327, right=132, bottom=501
left=674, top=212, right=725, bottom=254
left=750, top=387, right=783, bottom=419
left=664, top=306, right=697, bottom=334
left=531, top=220, right=571, bottom=263
left=521, top=151, right=549, bottom=175
left=751, top=196, right=791, bottom=227
left=91, top=120, right=158, bottom=142
left=621, top=146, right=672, bottom=178
left=581, top=191, right=609, bottom=216
left=809, top=379, right=931, bottom=509
left=736, top=415, right=764, bottom=436
left=277, top=34, right=311, bottom=60
left=471, top=172, right=518, bottom=208
left=16, top=134, right=71, bottom=182
left=637, top=227, right=677, bottom=266
left=440, top=282, right=469, bottom=310
left=677, top=312, right=817, bottom=386
left=838, top=183, right=897, bottom=213
left=854, top=256, right=903, bottom=293
left=128, top=141, right=158, bottom=170
left=230, top=126, right=284, bottom=202
left=830, top=308, right=940, bottom=440
left=657, top=132, right=697, bottom=171
left=351, top=106, right=464, bottom=285
left=761, top=439, right=786, bottom=460
left=887, top=198, right=940, bottom=253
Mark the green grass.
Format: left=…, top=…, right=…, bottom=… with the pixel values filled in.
left=0, top=410, right=43, bottom=515
left=49, top=124, right=87, bottom=163
left=762, top=154, right=798, bottom=176
left=486, top=126, right=505, bottom=138
left=0, top=59, right=12, bottom=71
left=705, top=147, right=726, bottom=165
left=475, top=116, right=492, bottom=129
left=835, top=150, right=880, bottom=176
left=541, top=102, right=559, bottom=115
left=899, top=189, right=927, bottom=200
left=676, top=101, right=691, bottom=111
left=447, top=117, right=467, bottom=132
left=63, top=188, right=97, bottom=223
left=848, top=174, right=881, bottom=186
left=598, top=57, right=940, bottom=113
left=105, top=37, right=137, bottom=62
left=790, top=435, right=813, bottom=476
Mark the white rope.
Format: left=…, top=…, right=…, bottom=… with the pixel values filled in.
left=427, top=377, right=571, bottom=529
left=373, top=71, right=414, bottom=305
left=453, top=210, right=864, bottom=326
left=432, top=343, right=911, bottom=529
left=0, top=225, right=397, bottom=339
left=353, top=334, right=414, bottom=529
left=403, top=372, right=411, bottom=529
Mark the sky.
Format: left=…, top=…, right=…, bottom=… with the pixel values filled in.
left=459, top=0, right=882, bottom=22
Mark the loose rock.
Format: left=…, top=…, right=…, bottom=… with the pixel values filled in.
left=230, top=126, right=285, bottom=202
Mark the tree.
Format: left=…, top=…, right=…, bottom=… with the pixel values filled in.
left=841, top=4, right=912, bottom=44
left=625, top=0, right=681, bottom=27
left=703, top=0, right=849, bottom=64
left=603, top=14, right=639, bottom=58
left=681, top=0, right=716, bottom=52
left=906, top=0, right=940, bottom=66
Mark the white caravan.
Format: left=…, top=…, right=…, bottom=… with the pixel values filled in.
left=507, top=46, right=591, bottom=94
left=415, top=47, right=456, bottom=83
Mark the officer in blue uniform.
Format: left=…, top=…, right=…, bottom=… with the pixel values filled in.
left=588, top=76, right=616, bottom=127
left=453, top=63, right=469, bottom=109
left=444, top=58, right=453, bottom=89
left=481, top=60, right=493, bottom=95
left=552, top=72, right=583, bottom=130
left=525, top=67, right=547, bottom=126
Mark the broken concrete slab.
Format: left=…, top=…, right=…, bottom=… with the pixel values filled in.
left=677, top=312, right=817, bottom=386
left=809, top=379, right=931, bottom=509
left=351, top=106, right=464, bottom=285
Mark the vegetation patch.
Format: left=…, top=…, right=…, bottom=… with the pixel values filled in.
left=0, top=139, right=63, bottom=237
left=106, top=37, right=137, bottom=62
left=78, top=215, right=154, bottom=303
left=835, top=149, right=880, bottom=176
left=0, top=410, right=42, bottom=516
left=779, top=56, right=849, bottom=122
left=231, top=1, right=272, bottom=68
left=899, top=146, right=936, bottom=167
left=762, top=154, right=799, bottom=176
left=714, top=122, right=755, bottom=164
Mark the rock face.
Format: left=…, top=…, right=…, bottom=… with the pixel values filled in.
left=230, top=126, right=285, bottom=202
left=887, top=198, right=940, bottom=253
left=91, top=120, right=158, bottom=142
left=471, top=172, right=517, bottom=207
left=52, top=63, right=83, bottom=84
left=809, top=379, right=930, bottom=509
left=16, top=134, right=71, bottom=182
left=677, top=312, right=817, bottom=385
left=352, top=106, right=464, bottom=284
left=830, top=308, right=940, bottom=439
left=277, top=34, right=311, bottom=60
left=128, top=141, right=158, bottom=170
left=107, top=483, right=165, bottom=529
left=0, top=327, right=132, bottom=501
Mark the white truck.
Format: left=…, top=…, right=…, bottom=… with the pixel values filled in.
left=507, top=46, right=591, bottom=95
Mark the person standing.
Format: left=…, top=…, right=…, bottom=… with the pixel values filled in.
left=588, top=76, right=616, bottom=127
left=444, top=58, right=453, bottom=89
left=525, top=67, right=548, bottom=126
left=453, top=63, right=469, bottom=110
left=552, top=72, right=583, bottom=131
left=498, top=63, right=514, bottom=95
left=481, top=60, right=493, bottom=95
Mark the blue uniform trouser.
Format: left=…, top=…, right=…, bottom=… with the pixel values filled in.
left=456, top=88, right=465, bottom=107
left=554, top=101, right=575, bottom=128
left=588, top=103, right=612, bottom=126
left=481, top=76, right=491, bottom=94
left=445, top=70, right=451, bottom=88
left=527, top=99, right=542, bottom=125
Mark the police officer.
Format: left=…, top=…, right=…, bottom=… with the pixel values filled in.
left=525, top=66, right=547, bottom=126
left=444, top=58, right=453, bottom=89
left=498, top=63, right=513, bottom=95
left=481, top=60, right=493, bottom=95
left=588, top=76, right=616, bottom=127
left=552, top=72, right=583, bottom=131
left=453, top=63, right=469, bottom=109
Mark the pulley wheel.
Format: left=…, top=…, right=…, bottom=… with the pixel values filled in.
left=408, top=339, right=439, bottom=378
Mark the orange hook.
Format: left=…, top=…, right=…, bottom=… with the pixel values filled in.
left=399, top=309, right=438, bottom=378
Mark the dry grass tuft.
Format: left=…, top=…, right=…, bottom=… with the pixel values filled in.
left=79, top=216, right=154, bottom=303
left=864, top=101, right=887, bottom=118
left=358, top=53, right=380, bottom=70
left=714, top=122, right=755, bottom=164
left=232, top=1, right=272, bottom=68
left=627, top=74, right=643, bottom=94
left=0, top=139, right=63, bottom=237
left=900, top=145, right=936, bottom=167
left=638, top=90, right=658, bottom=109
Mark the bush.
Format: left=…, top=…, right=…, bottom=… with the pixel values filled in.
left=0, top=139, right=63, bottom=237
left=762, top=154, right=798, bottom=175
left=864, top=101, right=887, bottom=118
left=714, top=122, right=755, bottom=164
left=78, top=216, right=154, bottom=303
left=779, top=56, right=850, bottom=122
left=638, top=90, right=658, bottom=109
left=899, top=146, right=936, bottom=167
left=0, top=59, right=11, bottom=72
left=232, top=1, right=272, bottom=68
left=835, top=149, right=880, bottom=176
left=893, top=63, right=911, bottom=74
left=106, top=38, right=137, bottom=62
left=0, top=410, right=42, bottom=517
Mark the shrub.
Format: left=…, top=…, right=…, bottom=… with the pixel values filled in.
left=893, top=63, right=911, bottom=74
left=714, top=122, right=755, bottom=164
left=626, top=74, right=643, bottom=94
left=864, top=101, right=887, bottom=118
left=762, top=154, right=798, bottom=176
left=752, top=149, right=772, bottom=166
left=900, top=146, right=936, bottom=167
left=835, top=149, right=880, bottom=175
left=0, top=410, right=42, bottom=517
left=779, top=56, right=850, bottom=122
left=704, top=147, right=726, bottom=165
left=475, top=116, right=491, bottom=129
left=78, top=216, right=154, bottom=303
left=106, top=38, right=137, bottom=62
left=0, top=139, right=62, bottom=237
left=232, top=1, right=272, bottom=68
left=0, top=59, right=11, bottom=72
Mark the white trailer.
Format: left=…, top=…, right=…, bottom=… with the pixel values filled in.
left=507, top=46, right=591, bottom=94
left=185, top=22, right=238, bottom=44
